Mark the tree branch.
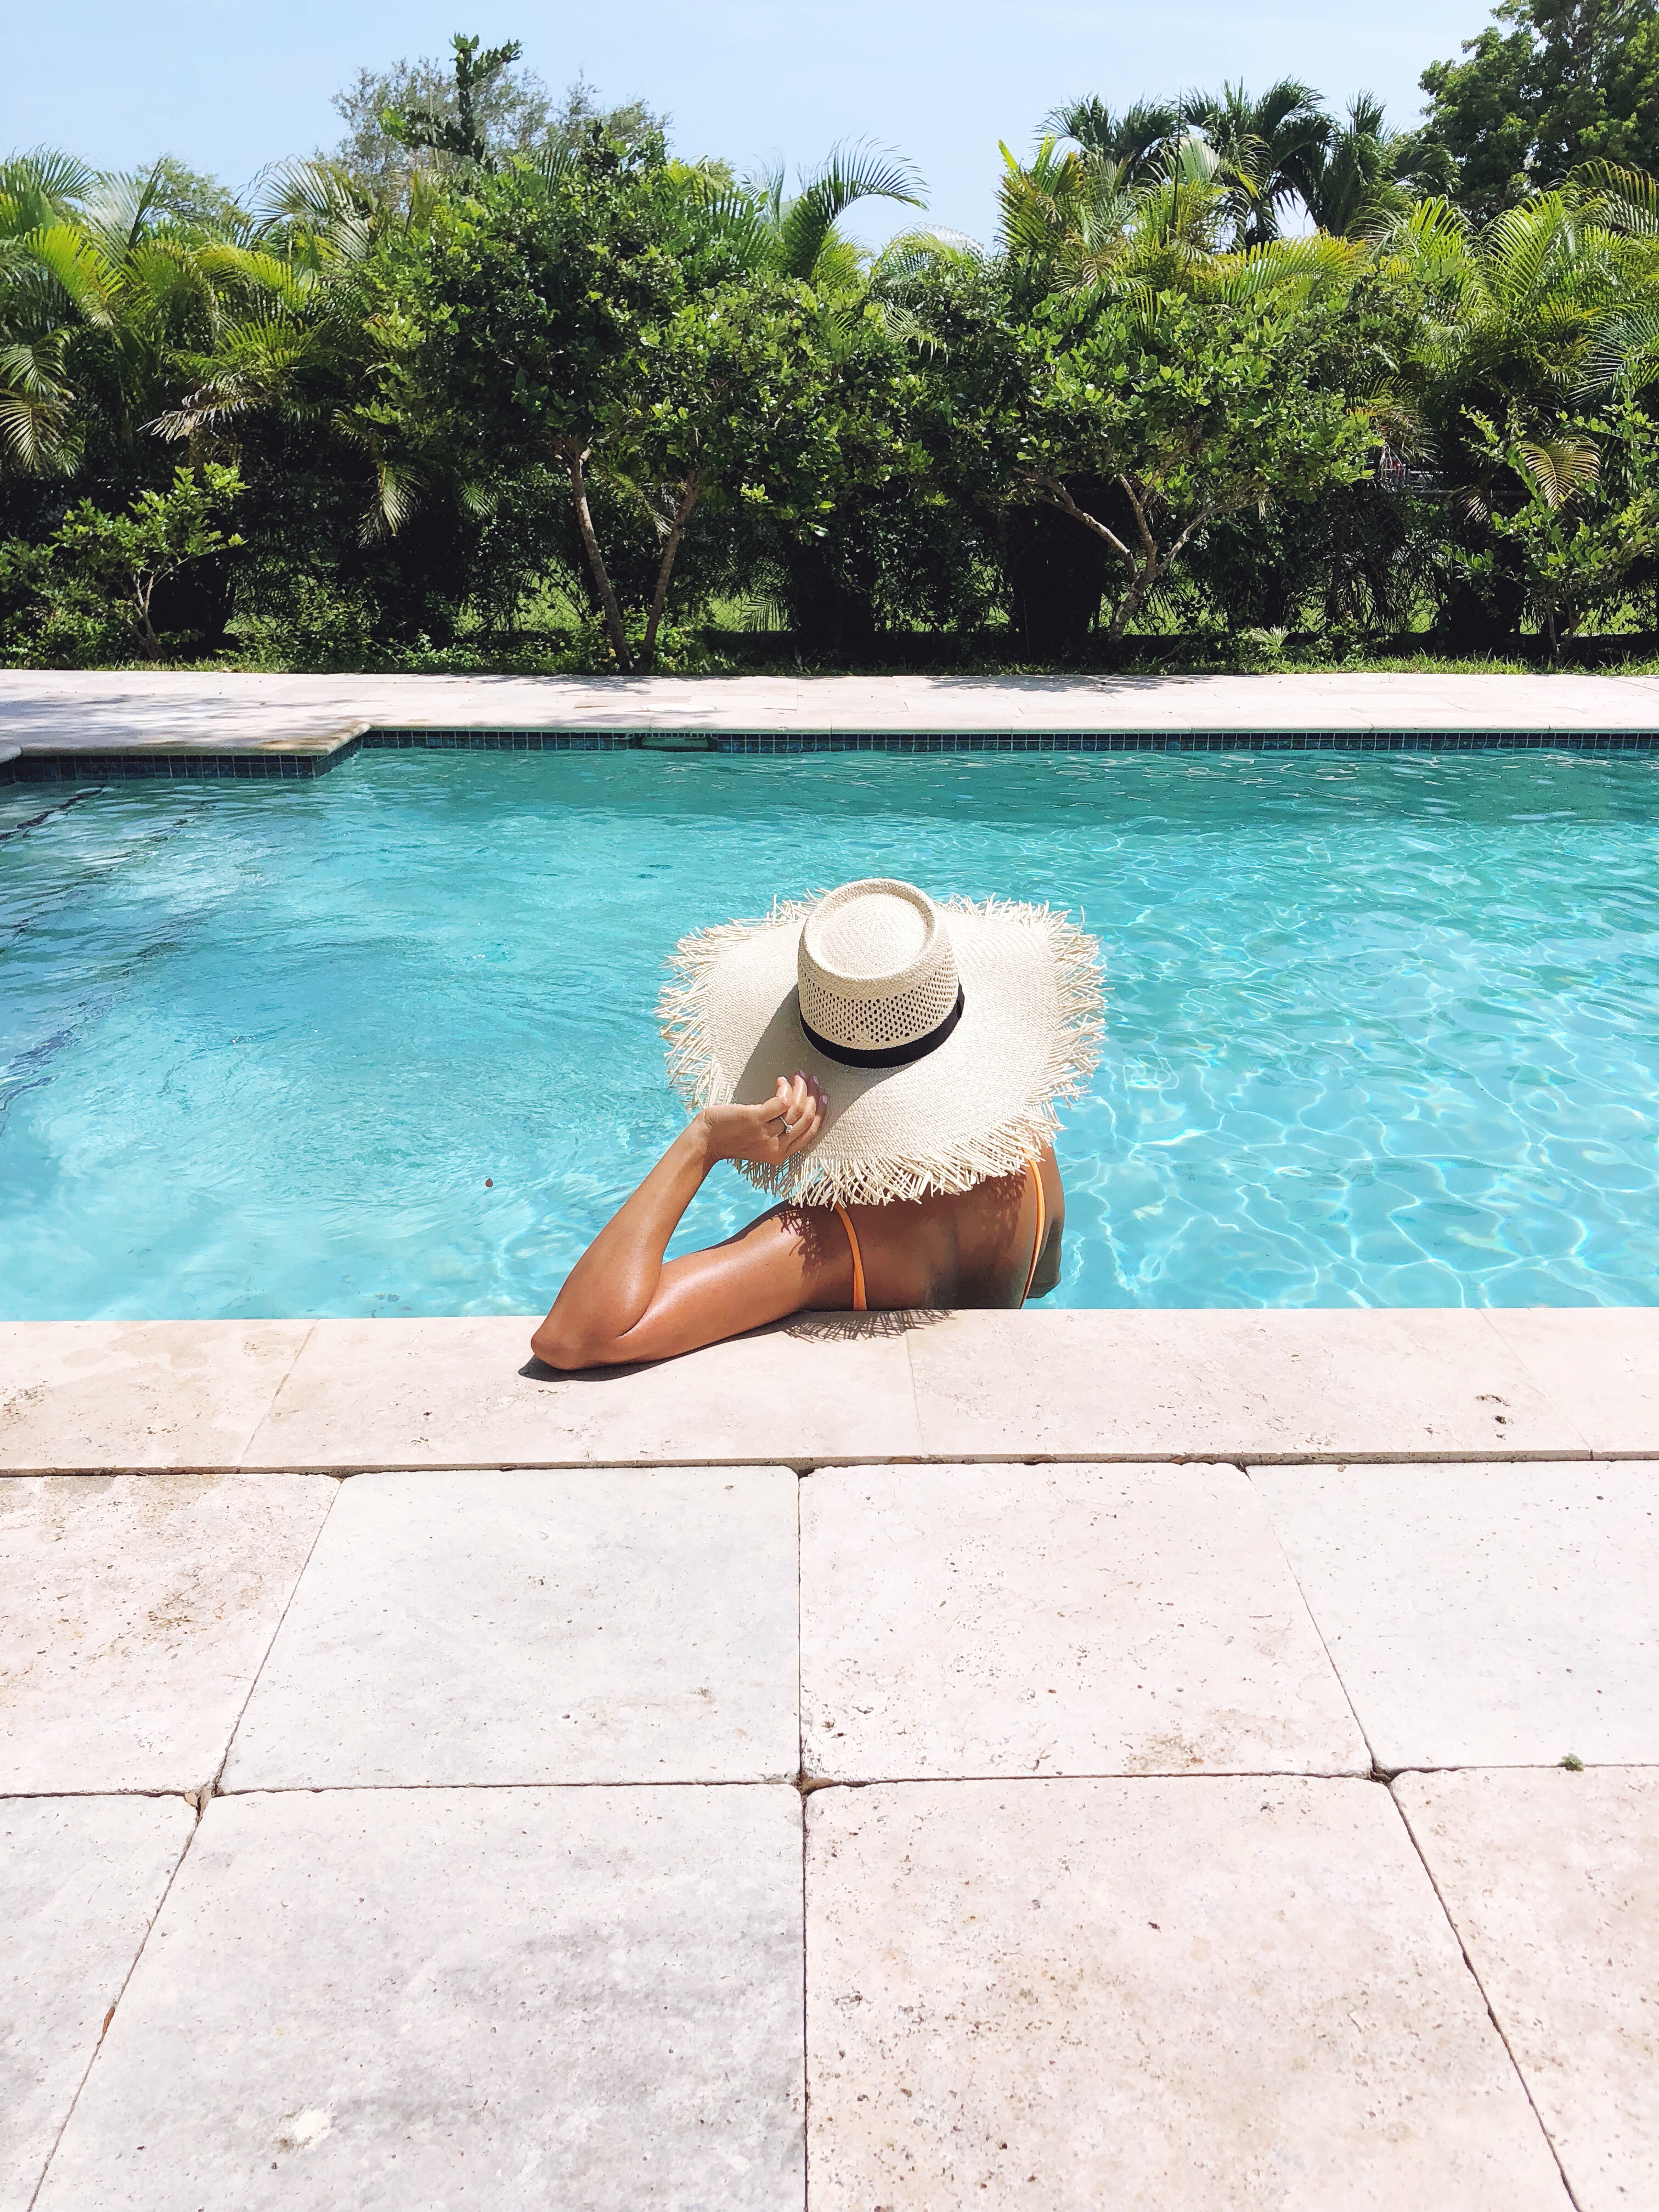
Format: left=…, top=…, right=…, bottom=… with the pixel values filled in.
left=640, top=468, right=704, bottom=673
left=1029, top=472, right=1138, bottom=571
left=1115, top=472, right=1159, bottom=563
left=558, top=437, right=631, bottom=674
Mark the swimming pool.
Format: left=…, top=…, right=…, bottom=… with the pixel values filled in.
left=3, top=747, right=1656, bottom=1318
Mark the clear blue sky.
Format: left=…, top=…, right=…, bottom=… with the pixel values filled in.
left=10, top=0, right=1496, bottom=246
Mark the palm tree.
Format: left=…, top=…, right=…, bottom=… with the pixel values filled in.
left=690, top=142, right=924, bottom=289
left=1367, top=179, right=1659, bottom=637
left=1300, top=96, right=1448, bottom=238
left=1374, top=187, right=1659, bottom=397
left=0, top=154, right=266, bottom=476
left=995, top=131, right=1359, bottom=308
left=1180, top=78, right=1330, bottom=247
left=1045, top=98, right=1182, bottom=189
left=1571, top=162, right=1659, bottom=390
left=154, top=157, right=444, bottom=535
left=998, top=132, right=1236, bottom=289
left=0, top=150, right=98, bottom=472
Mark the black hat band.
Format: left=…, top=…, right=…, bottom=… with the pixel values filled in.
left=799, top=985, right=966, bottom=1069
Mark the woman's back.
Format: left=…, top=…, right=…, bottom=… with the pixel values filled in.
left=831, top=1144, right=1062, bottom=1311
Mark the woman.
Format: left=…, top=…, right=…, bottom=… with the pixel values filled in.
left=532, top=876, right=1102, bottom=1370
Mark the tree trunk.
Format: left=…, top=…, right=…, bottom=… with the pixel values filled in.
left=1034, top=473, right=1155, bottom=648
left=640, top=473, right=703, bottom=674
left=561, top=443, right=631, bottom=674
left=1105, top=554, right=1158, bottom=640
left=136, top=573, right=159, bottom=662
left=1002, top=499, right=1114, bottom=657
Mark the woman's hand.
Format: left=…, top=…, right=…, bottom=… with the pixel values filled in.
left=701, top=1071, right=826, bottom=1169
left=533, top=1071, right=830, bottom=1372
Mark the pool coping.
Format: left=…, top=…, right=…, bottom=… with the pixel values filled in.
left=3, top=1309, right=1654, bottom=1475
left=6, top=671, right=1659, bottom=777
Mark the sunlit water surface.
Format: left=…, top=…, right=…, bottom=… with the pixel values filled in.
left=3, top=748, right=1656, bottom=1317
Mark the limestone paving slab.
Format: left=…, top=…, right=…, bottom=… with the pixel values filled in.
left=0, top=1472, right=337, bottom=1794
left=806, top=1776, right=1564, bottom=2211
left=1252, top=1462, right=1659, bottom=1768
left=239, top=1312, right=923, bottom=1468
left=799, top=1462, right=1366, bottom=1780
left=1, top=1796, right=193, bottom=2212
left=907, top=1308, right=1583, bottom=1463
left=35, top=1785, right=804, bottom=2212
left=1397, top=1768, right=1658, bottom=2212
left=5, top=668, right=1659, bottom=751
left=1487, top=1308, right=1659, bottom=1458
left=224, top=1467, right=798, bottom=1789
left=0, top=1320, right=312, bottom=1472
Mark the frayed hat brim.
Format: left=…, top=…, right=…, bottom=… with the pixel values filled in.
left=658, top=896, right=1104, bottom=1207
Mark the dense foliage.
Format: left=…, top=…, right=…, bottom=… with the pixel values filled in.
left=8, top=4, right=1659, bottom=670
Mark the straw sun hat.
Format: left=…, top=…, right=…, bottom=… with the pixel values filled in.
left=659, top=877, right=1104, bottom=1208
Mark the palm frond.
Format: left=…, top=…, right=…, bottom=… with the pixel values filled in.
left=1582, top=300, right=1659, bottom=389
left=78, top=160, right=175, bottom=263
left=17, top=222, right=116, bottom=323
left=777, top=140, right=924, bottom=280
left=1514, top=434, right=1599, bottom=507
left=0, top=333, right=75, bottom=472
left=1200, top=231, right=1361, bottom=303
left=868, top=226, right=985, bottom=289
left=1572, top=161, right=1659, bottom=240
left=998, top=138, right=1089, bottom=261
left=0, top=148, right=99, bottom=226
left=523, top=143, right=580, bottom=192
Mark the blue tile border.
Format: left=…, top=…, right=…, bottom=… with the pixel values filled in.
left=5, top=724, right=1659, bottom=782
left=3, top=749, right=331, bottom=781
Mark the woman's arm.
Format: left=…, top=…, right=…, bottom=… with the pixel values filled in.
left=531, top=1073, right=839, bottom=1370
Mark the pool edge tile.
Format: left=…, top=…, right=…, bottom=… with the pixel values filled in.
left=237, top=1313, right=923, bottom=1470
left=906, top=1308, right=1592, bottom=1464
left=0, top=1320, right=315, bottom=1475
left=1, top=1314, right=1630, bottom=1475
left=1483, top=1309, right=1659, bottom=1459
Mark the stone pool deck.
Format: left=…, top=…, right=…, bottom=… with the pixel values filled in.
left=3, top=1308, right=1656, bottom=2210
left=4, top=667, right=1659, bottom=775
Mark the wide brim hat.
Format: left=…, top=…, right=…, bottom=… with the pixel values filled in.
left=658, top=877, right=1104, bottom=1207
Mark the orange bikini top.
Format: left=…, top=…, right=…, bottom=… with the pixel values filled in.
left=835, top=1156, right=1046, bottom=1313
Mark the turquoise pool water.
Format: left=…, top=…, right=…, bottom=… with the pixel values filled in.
left=3, top=748, right=1656, bottom=1317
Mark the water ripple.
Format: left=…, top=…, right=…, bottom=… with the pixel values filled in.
left=1, top=748, right=1655, bottom=1317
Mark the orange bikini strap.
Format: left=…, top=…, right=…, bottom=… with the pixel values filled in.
left=1022, top=1156, right=1047, bottom=1305
left=834, top=1204, right=867, bottom=1312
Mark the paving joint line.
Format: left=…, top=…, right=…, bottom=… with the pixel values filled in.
left=184, top=1769, right=1391, bottom=1794
left=1386, top=1782, right=1585, bottom=2211
left=1243, top=1463, right=1380, bottom=1773
left=202, top=1472, right=346, bottom=1806
left=794, top=1477, right=811, bottom=2212
left=3, top=1446, right=1607, bottom=1479
left=233, top=1319, right=317, bottom=1471
left=5, top=1761, right=1638, bottom=1807
left=1476, top=1308, right=1596, bottom=1462
left=22, top=1796, right=196, bottom=2212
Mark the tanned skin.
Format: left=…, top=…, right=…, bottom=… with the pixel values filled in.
left=531, top=1071, right=1064, bottom=1372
